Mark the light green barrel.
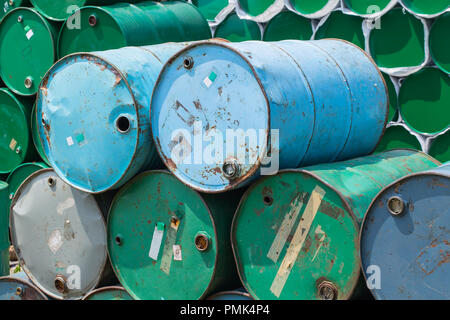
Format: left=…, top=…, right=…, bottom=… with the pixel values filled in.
left=107, top=171, right=242, bottom=300
left=374, top=125, right=422, bottom=153
left=0, top=8, right=59, bottom=96
left=401, top=0, right=450, bottom=17
left=430, top=12, right=450, bottom=74
left=399, top=68, right=450, bottom=135
left=314, top=10, right=365, bottom=48
left=0, top=0, right=30, bottom=21
left=0, top=88, right=36, bottom=175
left=82, top=286, right=133, bottom=300
left=343, top=0, right=396, bottom=16
left=238, top=0, right=276, bottom=17
left=429, top=131, right=450, bottom=163
left=192, top=0, right=229, bottom=21
left=369, top=8, right=426, bottom=71
left=215, top=13, right=261, bottom=41
left=58, top=1, right=211, bottom=58
left=231, top=150, right=440, bottom=300
left=288, top=0, right=338, bottom=18
left=263, top=11, right=312, bottom=41
left=0, top=181, right=8, bottom=277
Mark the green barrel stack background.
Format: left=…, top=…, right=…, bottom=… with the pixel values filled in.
left=191, top=0, right=449, bottom=163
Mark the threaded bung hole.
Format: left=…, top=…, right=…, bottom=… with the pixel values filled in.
left=116, top=116, right=131, bottom=133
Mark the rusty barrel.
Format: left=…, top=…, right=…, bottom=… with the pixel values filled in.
left=360, top=162, right=450, bottom=300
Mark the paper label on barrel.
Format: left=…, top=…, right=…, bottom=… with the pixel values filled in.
left=9, top=138, right=17, bottom=151
left=24, top=26, right=34, bottom=40
left=173, top=245, right=182, bottom=261
left=149, top=223, right=165, bottom=260
left=203, top=71, right=217, bottom=88
left=66, top=136, right=74, bottom=146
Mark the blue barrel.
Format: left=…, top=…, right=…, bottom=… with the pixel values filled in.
left=0, top=270, right=48, bottom=300
left=36, top=43, right=192, bottom=193
left=150, top=39, right=388, bottom=193
left=360, top=162, right=450, bottom=300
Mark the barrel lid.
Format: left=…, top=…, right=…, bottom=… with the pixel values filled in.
left=429, top=131, right=450, bottom=163
left=0, top=8, right=56, bottom=96
left=214, top=13, right=261, bottom=41
left=37, top=54, right=138, bottom=193
left=343, top=0, right=394, bottom=16
left=401, top=0, right=450, bottom=16
left=6, top=162, right=48, bottom=204
left=58, top=6, right=127, bottom=58
left=151, top=41, right=269, bottom=193
left=0, top=88, right=30, bottom=174
left=82, top=286, right=133, bottom=300
left=238, top=0, right=276, bottom=17
left=0, top=0, right=27, bottom=21
left=231, top=170, right=360, bottom=300
left=289, top=0, right=337, bottom=16
left=107, top=171, right=218, bottom=300
left=30, top=0, right=89, bottom=21
left=0, top=275, right=48, bottom=300
left=263, top=11, right=312, bottom=41
left=430, top=12, right=450, bottom=74
left=10, top=168, right=108, bottom=299
left=191, top=0, right=229, bottom=21
left=360, top=169, right=450, bottom=299
left=399, top=67, right=450, bottom=135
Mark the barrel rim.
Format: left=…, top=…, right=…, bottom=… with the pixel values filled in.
left=30, top=0, right=87, bottom=22
left=9, top=168, right=109, bottom=300
left=106, top=169, right=221, bottom=300
left=206, top=290, right=254, bottom=300
left=0, top=7, right=57, bottom=96
left=359, top=158, right=445, bottom=299
left=429, top=12, right=450, bottom=74
left=0, top=274, right=49, bottom=300
left=81, top=285, right=131, bottom=300
left=149, top=40, right=271, bottom=194
left=36, top=52, right=140, bottom=194
left=230, top=168, right=361, bottom=300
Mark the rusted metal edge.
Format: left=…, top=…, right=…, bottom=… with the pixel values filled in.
left=206, top=290, right=254, bottom=300
left=0, top=275, right=49, bottom=300
left=81, top=285, right=130, bottom=300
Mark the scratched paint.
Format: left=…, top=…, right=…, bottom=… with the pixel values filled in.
left=0, top=272, right=48, bottom=300
left=360, top=162, right=450, bottom=300
left=151, top=39, right=388, bottom=193
left=231, top=150, right=440, bottom=300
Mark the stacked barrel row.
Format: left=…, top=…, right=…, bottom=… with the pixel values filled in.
left=191, top=0, right=449, bottom=163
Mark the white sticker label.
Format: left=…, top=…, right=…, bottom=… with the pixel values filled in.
left=25, top=29, right=34, bottom=40
left=173, top=245, right=182, bottom=261
left=66, top=136, right=74, bottom=146
left=149, top=225, right=164, bottom=260
left=48, top=229, right=63, bottom=254
left=203, top=77, right=213, bottom=88
left=9, top=138, right=17, bottom=151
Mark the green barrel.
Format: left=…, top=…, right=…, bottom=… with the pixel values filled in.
left=31, top=103, right=50, bottom=165
left=401, top=0, right=450, bottom=16
left=288, top=0, right=338, bottom=17
left=0, top=88, right=35, bottom=175
left=429, top=131, right=450, bottom=163
left=6, top=162, right=48, bottom=209
left=0, top=8, right=59, bottom=96
left=314, top=10, right=365, bottom=48
left=374, top=125, right=422, bottom=153
left=238, top=0, right=276, bottom=17
left=82, top=286, right=133, bottom=300
left=369, top=8, right=426, bottom=70
left=215, top=13, right=260, bottom=42
left=192, top=0, right=229, bottom=21
left=399, top=67, right=450, bottom=135
left=383, top=72, right=398, bottom=122
left=263, top=11, right=312, bottom=41
left=231, top=150, right=440, bottom=300
left=58, top=1, right=211, bottom=58
left=0, top=181, right=8, bottom=277
left=343, top=0, right=395, bottom=16
left=0, top=0, right=30, bottom=21
left=430, top=13, right=450, bottom=74
left=29, top=0, right=139, bottom=21
left=107, top=171, right=241, bottom=300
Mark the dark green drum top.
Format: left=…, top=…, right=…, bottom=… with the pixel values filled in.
left=238, top=0, right=276, bottom=17
left=215, top=13, right=261, bottom=42
left=429, top=131, right=450, bottom=163
left=263, top=11, right=312, bottom=41
left=374, top=125, right=421, bottom=153
left=430, top=13, right=450, bottom=74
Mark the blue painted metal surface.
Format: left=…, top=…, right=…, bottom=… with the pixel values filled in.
left=0, top=270, right=48, bottom=300
left=360, top=163, right=450, bottom=300
left=150, top=39, right=388, bottom=193
left=36, top=43, right=192, bottom=193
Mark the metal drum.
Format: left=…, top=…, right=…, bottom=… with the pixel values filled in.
left=82, top=286, right=133, bottom=300
left=58, top=1, right=211, bottom=58
left=0, top=271, right=48, bottom=300
left=0, top=181, right=8, bottom=277
left=0, top=0, right=29, bottom=21
left=361, top=163, right=450, bottom=300
left=214, top=13, right=261, bottom=42
left=263, top=11, right=312, bottom=41
left=107, top=170, right=241, bottom=300
left=430, top=13, right=450, bottom=74
left=37, top=42, right=193, bottom=193
left=10, top=169, right=111, bottom=299
left=151, top=39, right=388, bottom=193
left=231, top=150, right=440, bottom=300
left=207, top=289, right=253, bottom=300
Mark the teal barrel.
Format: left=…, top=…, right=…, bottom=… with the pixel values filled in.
left=107, top=170, right=241, bottom=300
left=82, top=286, right=133, bottom=300
left=0, top=181, right=8, bottom=277
left=58, top=1, right=211, bottom=58
left=361, top=163, right=450, bottom=299
left=231, top=150, right=440, bottom=300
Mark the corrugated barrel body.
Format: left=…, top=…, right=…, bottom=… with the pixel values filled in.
left=37, top=43, right=193, bottom=193
left=360, top=163, right=450, bottom=300
left=151, top=39, right=388, bottom=193
left=107, top=170, right=241, bottom=300
left=10, top=169, right=113, bottom=299
left=231, top=150, right=440, bottom=300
